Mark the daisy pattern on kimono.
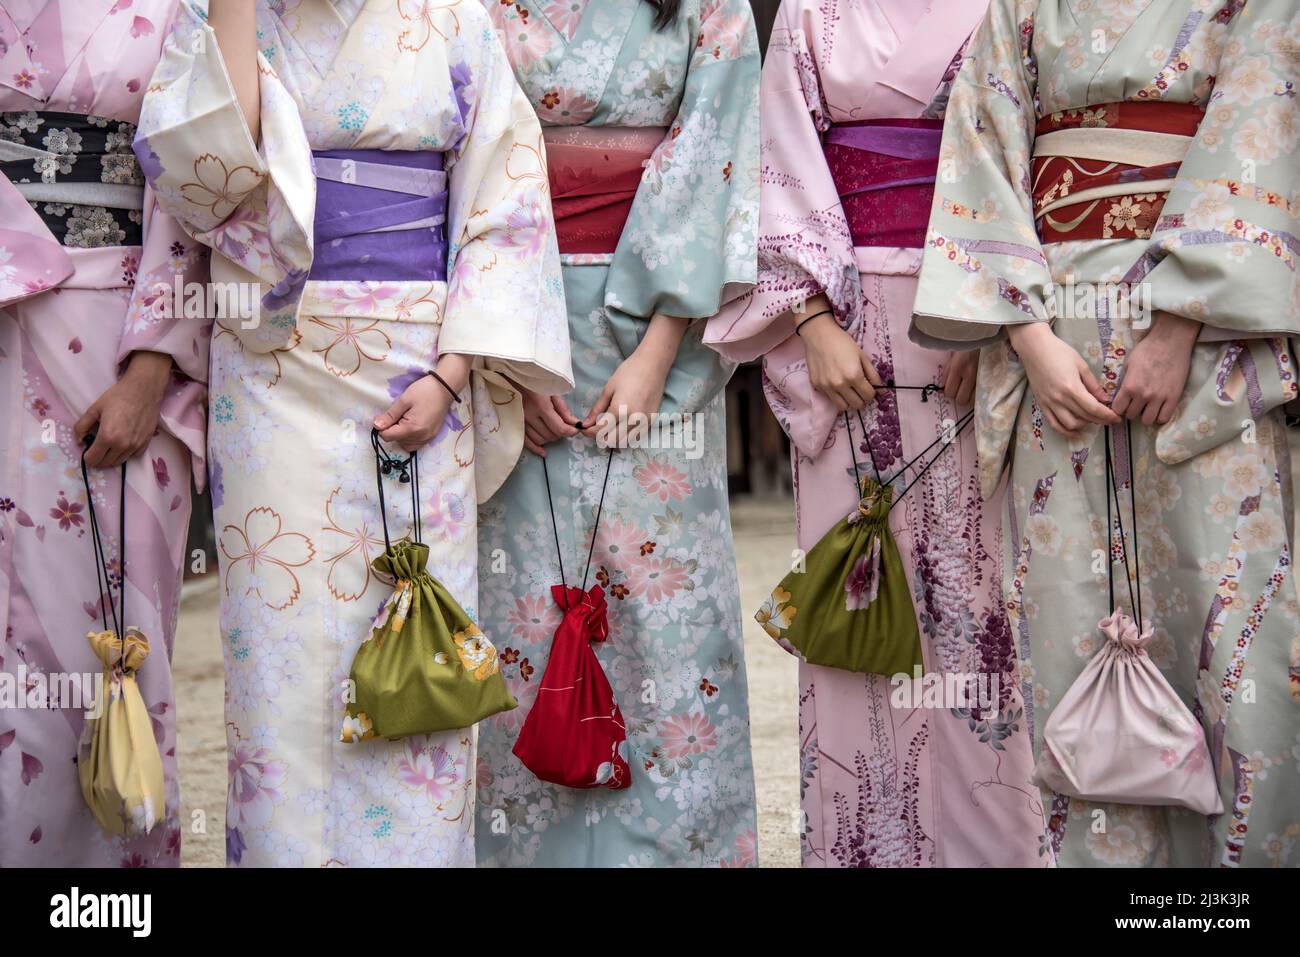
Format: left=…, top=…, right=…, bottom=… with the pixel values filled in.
left=494, top=7, right=557, bottom=66
left=635, top=458, right=691, bottom=502
left=627, top=555, right=691, bottom=604
left=656, top=709, right=718, bottom=761
left=542, top=0, right=587, bottom=39
left=506, top=591, right=562, bottom=643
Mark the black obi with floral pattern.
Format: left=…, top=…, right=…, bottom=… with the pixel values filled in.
left=0, top=110, right=144, bottom=247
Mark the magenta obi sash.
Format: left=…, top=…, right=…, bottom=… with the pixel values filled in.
left=309, top=149, right=448, bottom=281
left=823, top=118, right=943, bottom=250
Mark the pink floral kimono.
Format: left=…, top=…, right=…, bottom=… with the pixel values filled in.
left=0, top=0, right=209, bottom=866
left=706, top=0, right=1044, bottom=866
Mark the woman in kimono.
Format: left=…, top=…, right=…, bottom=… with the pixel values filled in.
left=910, top=0, right=1300, bottom=867
left=473, top=0, right=760, bottom=867
left=0, top=0, right=210, bottom=867
left=705, top=0, right=1044, bottom=867
left=136, top=0, right=571, bottom=867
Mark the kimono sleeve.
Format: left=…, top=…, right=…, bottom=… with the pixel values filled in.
left=598, top=0, right=759, bottom=416
left=134, top=0, right=313, bottom=352
left=910, top=0, right=1053, bottom=351
left=0, top=174, right=73, bottom=305
left=438, top=17, right=572, bottom=397
left=607, top=0, right=760, bottom=327
left=703, top=1, right=861, bottom=365
left=1144, top=0, right=1299, bottom=338
left=119, top=187, right=212, bottom=489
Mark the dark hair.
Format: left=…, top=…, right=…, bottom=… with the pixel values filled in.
left=644, top=0, right=681, bottom=29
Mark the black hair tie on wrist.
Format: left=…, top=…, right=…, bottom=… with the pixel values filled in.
left=426, top=369, right=461, bottom=403
left=795, top=309, right=833, bottom=336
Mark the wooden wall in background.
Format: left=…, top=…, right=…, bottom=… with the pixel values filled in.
left=724, top=0, right=790, bottom=496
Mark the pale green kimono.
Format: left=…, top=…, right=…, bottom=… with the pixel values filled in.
left=912, top=0, right=1300, bottom=867
left=474, top=0, right=760, bottom=867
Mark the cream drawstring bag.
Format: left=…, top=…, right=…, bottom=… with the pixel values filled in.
left=76, top=447, right=166, bottom=835
left=1035, top=425, right=1222, bottom=815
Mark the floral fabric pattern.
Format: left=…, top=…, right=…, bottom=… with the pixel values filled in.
left=706, top=0, right=1044, bottom=867
left=0, top=0, right=210, bottom=868
left=474, top=0, right=760, bottom=867
left=910, top=0, right=1300, bottom=867
left=137, top=0, right=571, bottom=867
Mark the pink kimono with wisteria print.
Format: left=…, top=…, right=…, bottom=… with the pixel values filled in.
left=706, top=0, right=1043, bottom=866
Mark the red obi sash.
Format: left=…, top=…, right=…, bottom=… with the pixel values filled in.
left=823, top=118, right=944, bottom=250
left=1032, top=101, right=1205, bottom=243
left=543, top=126, right=665, bottom=255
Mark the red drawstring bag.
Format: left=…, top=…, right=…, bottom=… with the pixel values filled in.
left=512, top=448, right=631, bottom=790
left=512, top=583, right=630, bottom=789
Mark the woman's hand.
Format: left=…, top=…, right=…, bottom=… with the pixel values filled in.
left=1111, top=313, right=1199, bottom=426
left=800, top=310, right=882, bottom=412
left=522, top=390, right=581, bottom=457
left=941, top=349, right=978, bottom=407
left=583, top=312, right=687, bottom=446
left=583, top=348, right=672, bottom=446
left=75, top=351, right=172, bottom=468
left=1008, top=322, right=1118, bottom=438
left=375, top=354, right=470, bottom=452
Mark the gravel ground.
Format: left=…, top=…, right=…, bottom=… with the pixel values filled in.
left=173, top=495, right=801, bottom=868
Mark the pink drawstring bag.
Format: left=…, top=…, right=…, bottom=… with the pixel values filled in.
left=1034, top=424, right=1222, bottom=816
left=1035, top=608, right=1222, bottom=815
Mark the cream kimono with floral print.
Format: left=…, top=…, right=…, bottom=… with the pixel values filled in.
left=137, top=0, right=571, bottom=867
left=911, top=0, right=1300, bottom=867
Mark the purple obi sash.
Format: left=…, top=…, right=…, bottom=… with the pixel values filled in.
left=309, top=149, right=448, bottom=282
left=823, top=119, right=943, bottom=250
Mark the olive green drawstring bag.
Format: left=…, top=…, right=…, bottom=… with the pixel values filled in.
left=756, top=407, right=973, bottom=677
left=340, top=431, right=515, bottom=742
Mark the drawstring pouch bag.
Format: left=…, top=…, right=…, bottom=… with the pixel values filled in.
left=513, top=449, right=631, bottom=789
left=76, top=441, right=166, bottom=836
left=757, top=402, right=973, bottom=676
left=340, top=430, right=515, bottom=742
left=1035, top=423, right=1223, bottom=815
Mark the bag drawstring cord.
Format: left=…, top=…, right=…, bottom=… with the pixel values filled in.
left=79, top=436, right=128, bottom=672
left=540, top=446, right=616, bottom=610
left=1103, top=421, right=1143, bottom=627
left=843, top=404, right=975, bottom=512
left=371, top=427, right=422, bottom=555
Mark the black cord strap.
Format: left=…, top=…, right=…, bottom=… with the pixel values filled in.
left=79, top=437, right=128, bottom=668
left=1103, top=422, right=1142, bottom=625
left=540, top=447, right=616, bottom=607
left=844, top=406, right=974, bottom=512
left=371, top=428, right=421, bottom=554
left=425, top=369, right=461, bottom=404
left=794, top=309, right=833, bottom=336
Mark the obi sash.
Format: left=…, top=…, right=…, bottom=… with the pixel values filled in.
left=543, top=126, right=665, bottom=255
left=309, top=149, right=448, bottom=281
left=823, top=118, right=943, bottom=249
left=0, top=110, right=144, bottom=247
left=1032, top=101, right=1205, bottom=243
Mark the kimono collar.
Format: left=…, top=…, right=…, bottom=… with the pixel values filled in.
left=875, top=0, right=990, bottom=108
left=0, top=0, right=121, bottom=103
